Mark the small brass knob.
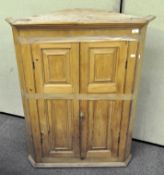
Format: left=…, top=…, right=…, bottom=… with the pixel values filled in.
left=80, top=111, right=84, bottom=120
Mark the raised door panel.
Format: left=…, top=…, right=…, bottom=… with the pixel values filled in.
left=32, top=42, right=79, bottom=94
left=43, top=49, right=70, bottom=84
left=39, top=99, right=79, bottom=159
left=80, top=41, right=128, bottom=93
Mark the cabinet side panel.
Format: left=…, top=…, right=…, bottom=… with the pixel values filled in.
left=125, top=26, right=148, bottom=158
left=11, top=27, right=35, bottom=159
left=12, top=28, right=42, bottom=162
left=119, top=41, right=138, bottom=160
left=20, top=43, right=42, bottom=162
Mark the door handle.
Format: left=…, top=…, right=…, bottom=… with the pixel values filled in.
left=80, top=111, right=85, bottom=121
left=79, top=111, right=86, bottom=160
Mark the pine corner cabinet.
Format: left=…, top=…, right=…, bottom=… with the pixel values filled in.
left=7, top=9, right=154, bottom=168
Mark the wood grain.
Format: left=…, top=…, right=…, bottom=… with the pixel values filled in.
left=80, top=41, right=128, bottom=94
left=6, top=9, right=155, bottom=27
left=7, top=9, right=154, bottom=167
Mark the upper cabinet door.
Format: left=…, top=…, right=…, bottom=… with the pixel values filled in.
left=80, top=41, right=128, bottom=94
left=32, top=42, right=79, bottom=94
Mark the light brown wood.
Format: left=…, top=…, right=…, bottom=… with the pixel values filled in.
left=7, top=8, right=154, bottom=167
left=125, top=26, right=148, bottom=159
left=81, top=100, right=123, bottom=161
left=40, top=99, right=80, bottom=158
left=80, top=41, right=128, bottom=94
left=21, top=92, right=134, bottom=100
left=119, top=41, right=138, bottom=160
left=32, top=42, right=79, bottom=94
left=28, top=154, right=132, bottom=168
left=6, top=8, right=155, bottom=27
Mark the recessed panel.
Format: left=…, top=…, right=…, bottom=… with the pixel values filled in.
left=91, top=100, right=109, bottom=150
left=48, top=100, right=73, bottom=151
left=47, top=55, right=66, bottom=82
left=43, top=49, right=70, bottom=83
left=90, top=48, right=116, bottom=83
left=86, top=100, right=122, bottom=160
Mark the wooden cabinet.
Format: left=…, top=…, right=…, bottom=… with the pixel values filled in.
left=7, top=9, right=154, bottom=167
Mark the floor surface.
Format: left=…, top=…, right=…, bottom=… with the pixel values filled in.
left=0, top=113, right=164, bottom=175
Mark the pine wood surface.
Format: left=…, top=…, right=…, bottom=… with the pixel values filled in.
left=6, top=8, right=155, bottom=26
left=7, top=9, right=154, bottom=167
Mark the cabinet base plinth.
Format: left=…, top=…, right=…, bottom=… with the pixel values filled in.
left=28, top=154, right=132, bottom=168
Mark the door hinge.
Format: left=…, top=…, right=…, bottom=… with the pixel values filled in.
left=32, top=60, right=35, bottom=69
left=125, top=60, right=128, bottom=69
left=40, top=132, right=44, bottom=144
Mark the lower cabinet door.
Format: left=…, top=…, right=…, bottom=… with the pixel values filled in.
left=80, top=100, right=123, bottom=161
left=38, top=99, right=80, bottom=161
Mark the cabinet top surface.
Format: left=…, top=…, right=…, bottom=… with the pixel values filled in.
left=6, top=8, right=155, bottom=27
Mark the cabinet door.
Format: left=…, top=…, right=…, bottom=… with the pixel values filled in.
left=32, top=42, right=80, bottom=160
left=80, top=41, right=128, bottom=94
left=80, top=41, right=128, bottom=161
left=80, top=100, right=123, bottom=161
left=32, top=43, right=79, bottom=94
